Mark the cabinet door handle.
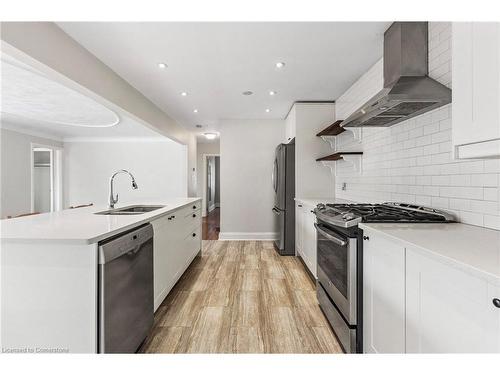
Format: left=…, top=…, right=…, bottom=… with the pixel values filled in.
left=193, top=213, right=197, bottom=217
left=192, top=233, right=196, bottom=237
left=493, top=298, right=500, bottom=308
left=171, top=215, right=175, bottom=219
left=167, top=216, right=172, bottom=221
left=363, top=236, right=369, bottom=241
left=298, top=204, right=303, bottom=207
left=193, top=205, right=197, bottom=209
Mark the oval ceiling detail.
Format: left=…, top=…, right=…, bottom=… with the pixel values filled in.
left=1, top=60, right=120, bottom=128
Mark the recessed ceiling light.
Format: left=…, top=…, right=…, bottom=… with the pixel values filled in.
left=181, top=92, right=188, bottom=97
left=269, top=90, right=277, bottom=96
left=242, top=91, right=253, bottom=96
left=157, top=63, right=167, bottom=69
left=204, top=133, right=217, bottom=140
left=193, top=109, right=198, bottom=113
left=265, top=109, right=271, bottom=113
left=275, top=62, right=285, bottom=69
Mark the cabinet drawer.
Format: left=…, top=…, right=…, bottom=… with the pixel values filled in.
left=184, top=226, right=201, bottom=255
left=176, top=202, right=201, bottom=218
left=181, top=212, right=201, bottom=236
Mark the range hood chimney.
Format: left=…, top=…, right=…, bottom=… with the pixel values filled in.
left=341, top=22, right=451, bottom=128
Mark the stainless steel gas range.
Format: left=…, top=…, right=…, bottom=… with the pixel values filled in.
left=313, top=202, right=455, bottom=353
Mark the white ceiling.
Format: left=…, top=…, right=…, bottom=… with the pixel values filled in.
left=0, top=54, right=164, bottom=141
left=57, top=22, right=391, bottom=134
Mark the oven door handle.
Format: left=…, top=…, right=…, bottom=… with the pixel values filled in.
left=314, top=223, right=347, bottom=246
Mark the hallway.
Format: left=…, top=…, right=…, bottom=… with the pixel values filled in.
left=202, top=208, right=220, bottom=240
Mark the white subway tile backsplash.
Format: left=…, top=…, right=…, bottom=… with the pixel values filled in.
left=334, top=22, right=500, bottom=230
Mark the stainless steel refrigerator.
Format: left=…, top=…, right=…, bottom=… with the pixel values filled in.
left=272, top=140, right=295, bottom=255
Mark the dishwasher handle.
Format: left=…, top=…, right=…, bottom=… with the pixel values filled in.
left=98, top=224, right=154, bottom=264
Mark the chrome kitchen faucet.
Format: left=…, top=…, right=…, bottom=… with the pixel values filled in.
left=108, top=169, right=138, bottom=209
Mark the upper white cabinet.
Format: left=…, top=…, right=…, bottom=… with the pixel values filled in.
left=288, top=103, right=336, bottom=198
left=285, top=107, right=296, bottom=143
left=363, top=229, right=406, bottom=353
left=452, top=22, right=500, bottom=159
left=406, top=247, right=500, bottom=353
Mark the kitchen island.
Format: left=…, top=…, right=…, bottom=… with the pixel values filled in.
left=0, top=198, right=201, bottom=353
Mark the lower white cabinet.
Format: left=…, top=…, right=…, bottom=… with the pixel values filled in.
left=152, top=202, right=201, bottom=311
left=295, top=201, right=317, bottom=278
left=406, top=247, right=500, bottom=353
left=363, top=231, right=406, bottom=353
left=363, top=228, right=500, bottom=353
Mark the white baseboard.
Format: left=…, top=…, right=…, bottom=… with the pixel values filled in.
left=218, top=232, right=278, bottom=241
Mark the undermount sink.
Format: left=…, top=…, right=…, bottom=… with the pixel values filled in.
left=95, top=205, right=165, bottom=215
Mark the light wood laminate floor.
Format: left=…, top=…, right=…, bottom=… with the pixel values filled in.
left=141, top=240, right=342, bottom=354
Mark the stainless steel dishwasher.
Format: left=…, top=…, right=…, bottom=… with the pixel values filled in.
left=98, top=223, right=154, bottom=353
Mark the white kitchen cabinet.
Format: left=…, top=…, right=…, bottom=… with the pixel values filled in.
left=152, top=202, right=201, bottom=310
left=452, top=22, right=500, bottom=159
left=295, top=201, right=317, bottom=278
left=363, top=229, right=406, bottom=353
left=406, top=247, right=500, bottom=353
left=302, top=208, right=317, bottom=278
left=295, top=202, right=304, bottom=257
left=285, top=107, right=296, bottom=143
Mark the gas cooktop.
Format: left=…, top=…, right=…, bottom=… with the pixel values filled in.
left=314, top=202, right=455, bottom=228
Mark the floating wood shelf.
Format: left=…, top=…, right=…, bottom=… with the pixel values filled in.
left=316, top=120, right=345, bottom=137
left=316, top=151, right=363, bottom=162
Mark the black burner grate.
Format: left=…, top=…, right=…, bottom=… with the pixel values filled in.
left=325, top=203, right=449, bottom=223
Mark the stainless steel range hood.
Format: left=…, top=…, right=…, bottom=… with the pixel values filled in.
left=341, top=22, right=451, bottom=128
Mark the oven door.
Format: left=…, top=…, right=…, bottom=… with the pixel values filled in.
left=315, top=221, right=357, bottom=325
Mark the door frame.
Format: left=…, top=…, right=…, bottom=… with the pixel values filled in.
left=201, top=153, right=220, bottom=217
left=30, top=142, right=63, bottom=213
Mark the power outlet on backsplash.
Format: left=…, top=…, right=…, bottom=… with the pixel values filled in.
left=342, top=182, right=347, bottom=191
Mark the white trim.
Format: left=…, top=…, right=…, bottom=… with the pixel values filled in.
left=30, top=143, right=63, bottom=213
left=202, top=153, right=220, bottom=217
left=218, top=232, right=278, bottom=241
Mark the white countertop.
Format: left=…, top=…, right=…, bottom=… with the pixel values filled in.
left=359, top=222, right=500, bottom=284
left=0, top=197, right=201, bottom=245
left=294, top=197, right=354, bottom=207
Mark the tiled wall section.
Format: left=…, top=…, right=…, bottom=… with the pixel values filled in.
left=335, top=22, right=500, bottom=230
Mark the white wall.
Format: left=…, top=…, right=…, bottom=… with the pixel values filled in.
left=64, top=140, right=187, bottom=207
left=293, top=103, right=336, bottom=198
left=196, top=141, right=220, bottom=215
left=219, top=119, right=284, bottom=239
left=186, top=133, right=197, bottom=197
left=0, top=128, right=62, bottom=218
left=335, top=22, right=500, bottom=230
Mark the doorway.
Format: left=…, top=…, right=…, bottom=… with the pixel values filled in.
left=202, top=154, right=220, bottom=240
left=31, top=144, right=63, bottom=214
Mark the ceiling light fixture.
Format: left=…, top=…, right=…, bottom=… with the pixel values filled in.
left=269, top=90, right=277, bottom=96
left=204, top=132, right=217, bottom=140
left=265, top=109, right=271, bottom=113
left=242, top=91, right=253, bottom=96
left=193, top=109, right=198, bottom=113
left=157, top=63, right=167, bottom=69
left=181, top=92, right=188, bottom=97
left=275, top=62, right=285, bottom=69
